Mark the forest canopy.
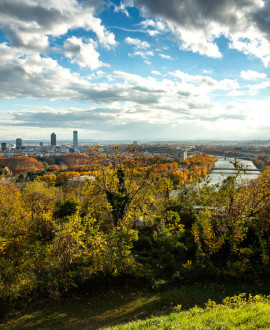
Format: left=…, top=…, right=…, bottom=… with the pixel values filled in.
left=0, top=145, right=269, bottom=315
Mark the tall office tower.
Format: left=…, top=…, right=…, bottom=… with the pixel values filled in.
left=1, top=143, right=7, bottom=151
left=73, top=131, right=78, bottom=150
left=16, top=138, right=22, bottom=149
left=51, top=132, right=56, bottom=146
left=179, top=150, right=187, bottom=161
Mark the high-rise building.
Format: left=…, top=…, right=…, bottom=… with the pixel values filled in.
left=1, top=143, right=7, bottom=151
left=179, top=150, right=188, bottom=161
left=51, top=132, right=56, bottom=147
left=73, top=131, right=78, bottom=150
left=16, top=138, right=22, bottom=149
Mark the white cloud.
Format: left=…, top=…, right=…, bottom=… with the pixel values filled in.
left=217, top=79, right=239, bottom=91
left=128, top=50, right=154, bottom=59
left=112, top=0, right=134, bottom=17
left=1, top=0, right=270, bottom=140
left=134, top=0, right=270, bottom=64
left=169, top=24, right=222, bottom=58
left=203, top=69, right=213, bottom=74
left=138, top=18, right=169, bottom=37
left=170, top=70, right=216, bottom=87
left=86, top=15, right=117, bottom=49
left=227, top=90, right=245, bottom=97
left=1, top=58, right=269, bottom=139
left=125, top=36, right=153, bottom=59
left=229, top=32, right=270, bottom=67
left=140, top=19, right=167, bottom=32
left=125, top=37, right=150, bottom=49
left=240, top=70, right=267, bottom=80
left=0, top=0, right=116, bottom=52
left=247, top=81, right=270, bottom=91
left=64, top=37, right=107, bottom=70
left=146, top=29, right=160, bottom=37
left=159, top=54, right=173, bottom=60
left=0, top=53, right=89, bottom=99
left=151, top=70, right=161, bottom=75
left=0, top=47, right=256, bottom=120
left=0, top=42, right=25, bottom=63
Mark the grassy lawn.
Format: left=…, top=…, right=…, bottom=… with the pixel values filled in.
left=1, top=280, right=270, bottom=329
left=108, top=295, right=270, bottom=329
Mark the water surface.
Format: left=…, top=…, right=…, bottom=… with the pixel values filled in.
left=208, top=157, right=260, bottom=185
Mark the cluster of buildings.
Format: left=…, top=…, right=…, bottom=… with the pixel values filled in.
left=49, top=131, right=78, bottom=150
left=1, top=135, right=199, bottom=160
left=141, top=144, right=198, bottom=161
left=1, top=131, right=79, bottom=157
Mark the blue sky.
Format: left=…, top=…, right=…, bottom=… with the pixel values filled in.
left=0, top=0, right=270, bottom=141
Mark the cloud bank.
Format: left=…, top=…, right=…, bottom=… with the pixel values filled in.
left=135, top=0, right=270, bottom=65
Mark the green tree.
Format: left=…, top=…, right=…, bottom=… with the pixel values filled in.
left=87, top=143, right=156, bottom=228
left=22, top=182, right=59, bottom=242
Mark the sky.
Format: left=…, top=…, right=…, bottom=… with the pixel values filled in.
left=0, top=0, right=270, bottom=142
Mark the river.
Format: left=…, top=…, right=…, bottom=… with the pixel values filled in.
left=208, top=157, right=261, bottom=185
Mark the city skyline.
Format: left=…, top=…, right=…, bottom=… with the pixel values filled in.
left=1, top=1, right=270, bottom=141
left=2, top=131, right=79, bottom=146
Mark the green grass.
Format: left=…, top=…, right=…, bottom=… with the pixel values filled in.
left=108, top=294, right=270, bottom=329
left=1, top=281, right=270, bottom=329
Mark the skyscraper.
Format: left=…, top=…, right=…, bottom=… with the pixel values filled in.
left=73, top=131, right=78, bottom=150
left=16, top=138, right=22, bottom=149
left=51, top=132, right=56, bottom=147
left=1, top=142, right=7, bottom=151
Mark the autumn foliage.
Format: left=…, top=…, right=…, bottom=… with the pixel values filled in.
left=1, top=146, right=270, bottom=314
left=0, top=156, right=43, bottom=175
left=168, top=154, right=217, bottom=185
left=252, top=154, right=270, bottom=169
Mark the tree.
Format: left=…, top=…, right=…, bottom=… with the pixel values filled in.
left=0, top=156, right=43, bottom=176
left=87, top=143, right=157, bottom=228
left=1, top=167, right=13, bottom=180
left=22, top=182, right=59, bottom=242
left=0, top=182, right=26, bottom=237
left=190, top=161, right=270, bottom=276
left=36, top=173, right=57, bottom=185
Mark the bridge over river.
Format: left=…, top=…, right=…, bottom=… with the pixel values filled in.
left=208, top=157, right=261, bottom=185
left=213, top=167, right=262, bottom=172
